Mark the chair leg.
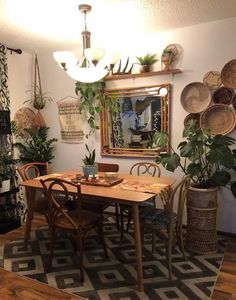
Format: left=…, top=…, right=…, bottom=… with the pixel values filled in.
left=98, top=222, right=108, bottom=258
left=120, top=208, right=125, bottom=241
left=78, top=233, right=85, bottom=283
left=152, top=228, right=157, bottom=253
left=126, top=211, right=132, bottom=233
left=114, top=203, right=120, bottom=229
left=178, top=225, right=186, bottom=260
left=167, top=226, right=173, bottom=280
left=47, top=227, right=56, bottom=272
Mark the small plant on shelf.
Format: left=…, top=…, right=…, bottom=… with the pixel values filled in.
left=136, top=53, right=158, bottom=72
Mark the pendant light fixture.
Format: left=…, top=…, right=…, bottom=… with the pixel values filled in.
left=53, top=4, right=119, bottom=83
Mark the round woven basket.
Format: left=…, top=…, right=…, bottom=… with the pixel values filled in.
left=185, top=186, right=218, bottom=254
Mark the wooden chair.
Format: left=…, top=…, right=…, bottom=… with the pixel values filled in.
left=82, top=162, right=120, bottom=228
left=17, top=162, right=50, bottom=246
left=140, top=175, right=191, bottom=280
left=40, top=177, right=108, bottom=283
left=120, top=162, right=161, bottom=239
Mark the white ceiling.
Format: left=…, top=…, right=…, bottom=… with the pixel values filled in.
left=1, top=0, right=236, bottom=53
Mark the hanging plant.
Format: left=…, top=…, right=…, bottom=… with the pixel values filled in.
left=24, top=54, right=53, bottom=110
left=75, top=80, right=118, bottom=136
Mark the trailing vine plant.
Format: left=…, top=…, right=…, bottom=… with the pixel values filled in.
left=75, top=80, right=118, bottom=137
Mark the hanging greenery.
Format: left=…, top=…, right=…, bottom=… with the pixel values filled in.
left=75, top=80, right=118, bottom=136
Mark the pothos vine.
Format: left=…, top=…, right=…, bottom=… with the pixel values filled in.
left=75, top=80, right=118, bottom=137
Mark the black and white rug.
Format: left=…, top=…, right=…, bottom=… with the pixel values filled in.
left=0, top=223, right=225, bottom=300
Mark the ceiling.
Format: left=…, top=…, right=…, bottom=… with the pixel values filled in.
left=1, top=0, right=236, bottom=53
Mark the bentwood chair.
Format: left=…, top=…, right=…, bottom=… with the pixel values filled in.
left=140, top=175, right=191, bottom=280
left=40, top=177, right=108, bottom=283
left=82, top=162, right=120, bottom=228
left=119, top=162, right=161, bottom=240
left=17, top=162, right=50, bottom=246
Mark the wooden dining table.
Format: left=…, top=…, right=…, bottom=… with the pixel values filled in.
left=19, top=170, right=174, bottom=292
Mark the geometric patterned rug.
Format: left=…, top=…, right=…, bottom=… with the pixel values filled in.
left=0, top=222, right=225, bottom=300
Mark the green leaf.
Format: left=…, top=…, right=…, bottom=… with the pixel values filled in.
left=157, top=153, right=180, bottom=172
left=211, top=171, right=231, bottom=186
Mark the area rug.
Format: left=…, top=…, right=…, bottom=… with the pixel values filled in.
left=0, top=222, right=225, bottom=300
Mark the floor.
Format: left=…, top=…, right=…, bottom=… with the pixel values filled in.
left=0, top=214, right=235, bottom=300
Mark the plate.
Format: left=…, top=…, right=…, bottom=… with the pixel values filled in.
left=13, top=107, right=36, bottom=136
left=212, top=87, right=235, bottom=105
left=203, top=71, right=222, bottom=89
left=181, top=82, right=212, bottom=113
left=184, top=113, right=201, bottom=129
left=221, top=59, right=236, bottom=88
left=200, top=104, right=236, bottom=135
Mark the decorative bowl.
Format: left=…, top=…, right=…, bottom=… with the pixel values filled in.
left=104, top=172, right=119, bottom=181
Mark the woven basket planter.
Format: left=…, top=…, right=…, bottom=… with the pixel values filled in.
left=185, top=186, right=218, bottom=254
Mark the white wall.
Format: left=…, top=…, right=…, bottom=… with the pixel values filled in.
left=8, top=17, right=236, bottom=233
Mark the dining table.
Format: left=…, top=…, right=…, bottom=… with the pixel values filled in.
left=19, top=170, right=175, bottom=292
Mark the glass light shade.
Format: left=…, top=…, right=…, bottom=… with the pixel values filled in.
left=84, top=48, right=105, bottom=64
left=66, top=65, right=108, bottom=83
left=53, top=51, right=78, bottom=69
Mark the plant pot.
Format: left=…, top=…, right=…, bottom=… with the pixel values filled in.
left=185, top=186, right=218, bottom=254
left=132, top=134, right=142, bottom=143
left=0, top=179, right=10, bottom=193
left=140, top=65, right=152, bottom=73
left=82, top=165, right=98, bottom=179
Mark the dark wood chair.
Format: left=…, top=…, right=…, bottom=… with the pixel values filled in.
left=120, top=162, right=161, bottom=240
left=140, top=175, right=191, bottom=280
left=82, top=162, right=120, bottom=228
left=17, top=162, right=50, bottom=246
left=40, top=177, right=108, bottom=283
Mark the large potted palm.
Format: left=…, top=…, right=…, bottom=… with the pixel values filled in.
left=154, top=120, right=236, bottom=253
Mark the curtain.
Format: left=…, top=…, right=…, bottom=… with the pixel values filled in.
left=0, top=44, right=25, bottom=221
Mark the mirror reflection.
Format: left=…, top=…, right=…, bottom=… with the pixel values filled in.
left=101, top=84, right=170, bottom=157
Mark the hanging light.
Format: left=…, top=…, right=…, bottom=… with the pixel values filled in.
left=53, top=4, right=119, bottom=83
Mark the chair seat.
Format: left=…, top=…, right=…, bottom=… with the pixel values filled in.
left=54, top=209, right=101, bottom=230
left=140, top=207, right=177, bottom=226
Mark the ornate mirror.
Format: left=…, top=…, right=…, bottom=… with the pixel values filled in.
left=100, top=83, right=171, bottom=158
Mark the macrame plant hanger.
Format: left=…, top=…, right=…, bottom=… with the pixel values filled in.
left=33, top=54, right=47, bottom=127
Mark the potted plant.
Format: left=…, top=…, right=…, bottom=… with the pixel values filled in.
left=82, top=144, right=97, bottom=178
left=12, top=124, right=57, bottom=174
left=154, top=120, right=236, bottom=253
left=129, top=115, right=147, bottom=143
left=0, top=152, right=17, bottom=193
left=136, top=53, right=158, bottom=73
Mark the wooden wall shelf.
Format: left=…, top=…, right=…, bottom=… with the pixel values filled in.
left=105, top=69, right=182, bottom=81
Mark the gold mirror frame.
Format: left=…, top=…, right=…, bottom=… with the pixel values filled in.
left=100, top=83, right=171, bottom=158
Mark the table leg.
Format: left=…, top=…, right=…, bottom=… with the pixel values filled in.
left=24, top=188, right=35, bottom=248
left=132, top=203, right=144, bottom=292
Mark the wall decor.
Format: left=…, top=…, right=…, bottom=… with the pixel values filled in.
left=221, top=59, right=236, bottom=89
left=212, top=87, right=235, bottom=105
left=181, top=82, right=212, bottom=113
left=203, top=71, right=222, bottom=89
left=200, top=104, right=236, bottom=135
left=161, top=44, right=179, bottom=71
left=101, top=84, right=170, bottom=158
left=57, top=97, right=84, bottom=144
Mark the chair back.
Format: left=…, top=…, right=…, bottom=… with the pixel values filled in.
left=165, top=175, right=191, bottom=229
left=40, top=177, right=82, bottom=230
left=97, top=162, right=119, bottom=172
left=130, top=162, right=161, bottom=177
left=17, top=162, right=49, bottom=180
